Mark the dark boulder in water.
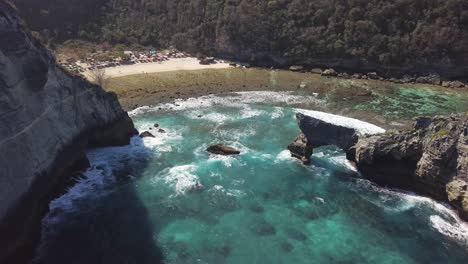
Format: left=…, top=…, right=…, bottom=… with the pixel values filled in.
left=207, top=144, right=240, bottom=155
left=139, top=131, right=155, bottom=138
left=251, top=219, right=276, bottom=236
left=284, top=227, right=308, bottom=241
left=280, top=241, right=294, bottom=253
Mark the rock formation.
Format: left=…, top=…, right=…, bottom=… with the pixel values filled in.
left=140, top=131, right=156, bottom=138
left=207, top=144, right=241, bottom=155
left=288, top=133, right=313, bottom=164
left=291, top=113, right=358, bottom=162
left=354, top=114, right=468, bottom=220
left=0, top=2, right=137, bottom=263
left=290, top=112, right=468, bottom=220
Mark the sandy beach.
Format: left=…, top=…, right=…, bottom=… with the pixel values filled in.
left=83, top=57, right=231, bottom=79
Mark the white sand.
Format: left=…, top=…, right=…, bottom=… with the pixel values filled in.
left=84, top=57, right=231, bottom=80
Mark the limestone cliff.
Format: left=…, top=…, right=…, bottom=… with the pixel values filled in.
left=0, top=2, right=137, bottom=263
left=354, top=114, right=468, bottom=220
left=290, top=112, right=468, bottom=221
left=288, top=113, right=359, bottom=164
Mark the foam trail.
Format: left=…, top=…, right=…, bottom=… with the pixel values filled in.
left=129, top=91, right=384, bottom=135
left=157, top=165, right=201, bottom=195
left=356, top=179, right=468, bottom=247
left=295, top=109, right=385, bottom=135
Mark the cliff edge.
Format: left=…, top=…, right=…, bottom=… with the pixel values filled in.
left=354, top=114, right=468, bottom=220
left=0, top=2, right=137, bottom=263
left=290, top=113, right=468, bottom=221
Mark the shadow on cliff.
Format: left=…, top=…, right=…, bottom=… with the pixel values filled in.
left=33, top=137, right=165, bottom=264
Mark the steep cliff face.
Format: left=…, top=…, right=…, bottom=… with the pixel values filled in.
left=354, top=114, right=468, bottom=220
left=0, top=2, right=137, bottom=263
left=290, top=113, right=468, bottom=220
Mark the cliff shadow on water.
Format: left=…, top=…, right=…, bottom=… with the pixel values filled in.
left=32, top=137, right=165, bottom=264
left=0, top=2, right=162, bottom=263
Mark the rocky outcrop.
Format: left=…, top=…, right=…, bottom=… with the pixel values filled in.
left=354, top=114, right=468, bottom=220
left=290, top=112, right=468, bottom=220
left=321, top=69, right=338, bottom=77
left=207, top=144, right=240, bottom=155
left=0, top=3, right=137, bottom=263
left=288, top=133, right=313, bottom=164
left=139, top=131, right=155, bottom=138
left=295, top=113, right=358, bottom=158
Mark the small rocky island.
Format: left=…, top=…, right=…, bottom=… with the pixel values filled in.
left=290, top=113, right=468, bottom=221
left=207, top=144, right=241, bottom=155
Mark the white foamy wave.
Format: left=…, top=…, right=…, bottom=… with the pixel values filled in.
left=295, top=109, right=385, bottom=135
left=430, top=215, right=468, bottom=246
left=128, top=105, right=154, bottom=117
left=159, top=165, right=201, bottom=195
left=275, top=150, right=295, bottom=163
left=271, top=107, right=284, bottom=119
left=355, top=179, right=468, bottom=246
left=240, top=105, right=267, bottom=119
left=211, top=185, right=245, bottom=197
left=129, top=91, right=324, bottom=114
left=185, top=110, right=231, bottom=123
left=329, top=155, right=358, bottom=172
left=44, top=136, right=154, bottom=225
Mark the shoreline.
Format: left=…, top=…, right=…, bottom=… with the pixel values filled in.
left=104, top=67, right=468, bottom=130
left=83, top=57, right=231, bottom=79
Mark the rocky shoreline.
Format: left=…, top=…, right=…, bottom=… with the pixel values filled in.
left=285, top=65, right=468, bottom=89
left=0, top=3, right=137, bottom=263
left=290, top=113, right=468, bottom=221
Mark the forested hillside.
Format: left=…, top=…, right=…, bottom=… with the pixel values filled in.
left=13, top=0, right=468, bottom=78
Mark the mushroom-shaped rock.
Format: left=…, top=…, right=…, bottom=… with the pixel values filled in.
left=207, top=144, right=241, bottom=155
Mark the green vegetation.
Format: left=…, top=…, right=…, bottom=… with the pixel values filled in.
left=13, top=0, right=468, bottom=76
left=433, top=128, right=449, bottom=138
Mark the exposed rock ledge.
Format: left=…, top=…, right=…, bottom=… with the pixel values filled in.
left=290, top=112, right=468, bottom=221
left=0, top=3, right=137, bottom=263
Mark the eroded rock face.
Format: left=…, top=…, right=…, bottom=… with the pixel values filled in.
left=288, top=133, right=313, bottom=164
left=354, top=114, right=468, bottom=220
left=0, top=3, right=137, bottom=263
left=296, top=113, right=358, bottom=152
left=289, top=113, right=360, bottom=163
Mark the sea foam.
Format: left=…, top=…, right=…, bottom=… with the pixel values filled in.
left=356, top=179, right=468, bottom=247
left=295, top=109, right=385, bottom=135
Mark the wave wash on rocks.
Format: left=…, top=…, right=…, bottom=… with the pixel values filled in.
left=0, top=2, right=137, bottom=263
left=292, top=112, right=468, bottom=221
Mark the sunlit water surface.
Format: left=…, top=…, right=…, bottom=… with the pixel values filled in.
left=34, top=92, right=468, bottom=264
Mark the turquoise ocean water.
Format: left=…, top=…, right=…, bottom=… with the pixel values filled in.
left=34, top=92, right=468, bottom=264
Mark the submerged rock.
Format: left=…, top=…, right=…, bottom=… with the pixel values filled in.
left=206, top=144, right=240, bottom=155
left=353, top=114, right=468, bottom=220
left=280, top=241, right=294, bottom=253
left=251, top=219, right=276, bottom=236
left=139, top=131, right=155, bottom=138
